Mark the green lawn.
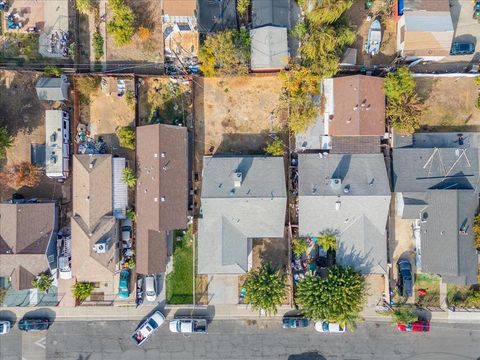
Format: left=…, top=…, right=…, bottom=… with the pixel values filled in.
left=166, top=226, right=193, bottom=304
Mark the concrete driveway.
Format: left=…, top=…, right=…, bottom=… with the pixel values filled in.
left=207, top=275, right=238, bottom=305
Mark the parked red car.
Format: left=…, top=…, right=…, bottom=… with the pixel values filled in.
left=396, top=321, right=430, bottom=332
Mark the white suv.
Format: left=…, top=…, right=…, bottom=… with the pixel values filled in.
left=144, top=275, right=157, bottom=302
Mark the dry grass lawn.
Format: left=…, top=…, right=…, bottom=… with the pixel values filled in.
left=194, top=75, right=287, bottom=156
left=416, top=77, right=480, bottom=131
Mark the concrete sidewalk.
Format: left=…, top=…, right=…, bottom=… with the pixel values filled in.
left=1, top=304, right=472, bottom=324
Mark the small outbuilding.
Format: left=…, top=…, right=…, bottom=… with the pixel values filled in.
left=36, top=76, right=69, bottom=101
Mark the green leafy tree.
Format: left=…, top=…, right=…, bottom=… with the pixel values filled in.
left=295, top=266, right=366, bottom=328
left=299, top=0, right=353, bottom=26
left=92, top=31, right=104, bottom=60
left=44, top=65, right=63, bottom=77
left=72, top=282, right=95, bottom=302
left=76, top=0, right=95, bottom=15
left=384, top=67, right=417, bottom=103
left=264, top=138, right=285, bottom=156
left=316, top=233, right=336, bottom=251
left=390, top=307, right=418, bottom=324
left=0, top=126, right=13, bottom=160
left=107, top=0, right=136, bottom=47
left=292, top=238, right=309, bottom=257
left=32, top=273, right=53, bottom=293
left=384, top=67, right=422, bottom=135
left=116, top=125, right=135, bottom=150
left=243, top=262, right=286, bottom=315
left=288, top=95, right=318, bottom=134
left=199, top=29, right=251, bottom=77
left=280, top=65, right=320, bottom=98
left=122, top=167, right=137, bottom=188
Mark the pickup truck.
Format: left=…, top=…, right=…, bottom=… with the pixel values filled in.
left=131, top=311, right=165, bottom=346
left=169, top=318, right=207, bottom=334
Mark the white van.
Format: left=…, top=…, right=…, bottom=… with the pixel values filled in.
left=144, top=275, right=157, bottom=302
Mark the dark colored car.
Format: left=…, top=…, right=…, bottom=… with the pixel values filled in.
left=397, top=321, right=430, bottom=332
left=450, top=42, right=475, bottom=55
left=18, top=318, right=50, bottom=332
left=282, top=317, right=309, bottom=329
left=398, top=260, right=413, bottom=298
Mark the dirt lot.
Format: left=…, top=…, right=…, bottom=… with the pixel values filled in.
left=138, top=77, right=193, bottom=126
left=194, top=75, right=287, bottom=158
left=105, top=0, right=163, bottom=70
left=416, top=77, right=480, bottom=131
left=346, top=0, right=396, bottom=66
left=0, top=70, right=67, bottom=202
left=78, top=76, right=135, bottom=161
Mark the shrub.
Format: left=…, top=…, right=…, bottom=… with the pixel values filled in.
left=137, top=26, right=151, bottom=42
left=76, top=76, right=100, bottom=104
left=107, top=0, right=136, bottom=47
left=125, top=90, right=135, bottom=109
left=92, top=31, right=104, bottom=60
left=44, top=65, right=64, bottom=77
left=0, top=126, right=13, bottom=160
left=264, top=138, right=285, bottom=156
left=72, top=282, right=95, bottom=302
left=127, top=208, right=136, bottom=222
left=237, top=0, right=250, bottom=19
left=390, top=307, right=418, bottom=324
left=0, top=288, right=6, bottom=305
left=76, top=0, right=95, bottom=15
left=116, top=125, right=135, bottom=150
left=474, top=214, right=480, bottom=249
left=316, top=233, right=336, bottom=251
left=292, top=238, right=309, bottom=257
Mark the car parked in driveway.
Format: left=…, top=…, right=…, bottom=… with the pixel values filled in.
left=121, top=219, right=133, bottom=243
left=396, top=321, right=430, bottom=332
left=282, top=317, right=309, bottom=329
left=398, top=260, right=413, bottom=298
left=0, top=320, right=11, bottom=335
left=450, top=42, right=475, bottom=55
left=314, top=321, right=346, bottom=333
left=118, top=269, right=131, bottom=298
left=144, top=275, right=157, bottom=302
left=18, top=318, right=50, bottom=332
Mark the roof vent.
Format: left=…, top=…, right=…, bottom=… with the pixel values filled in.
left=161, top=152, right=166, bottom=157
left=343, top=185, right=350, bottom=194
left=330, top=178, right=342, bottom=191
left=154, top=153, right=158, bottom=158
left=229, top=189, right=235, bottom=196
left=89, top=161, right=94, bottom=169
left=421, top=212, right=428, bottom=223
left=335, top=198, right=341, bottom=211
left=161, top=196, right=165, bottom=202
left=232, top=172, right=242, bottom=187
left=50, top=132, right=57, bottom=142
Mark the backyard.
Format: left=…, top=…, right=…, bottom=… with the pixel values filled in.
left=76, top=76, right=135, bottom=161
left=194, top=75, right=287, bottom=158
left=166, top=226, right=194, bottom=304
left=414, top=273, right=440, bottom=308
left=345, top=0, right=396, bottom=66
left=138, top=77, right=193, bottom=126
left=416, top=77, right=480, bottom=131
left=105, top=0, right=163, bottom=72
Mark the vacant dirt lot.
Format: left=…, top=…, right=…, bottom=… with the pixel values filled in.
left=346, top=0, right=396, bottom=66
left=105, top=0, right=163, bottom=70
left=194, top=75, right=287, bottom=158
left=416, top=77, right=480, bottom=131
left=138, top=77, right=193, bottom=126
left=79, top=77, right=135, bottom=161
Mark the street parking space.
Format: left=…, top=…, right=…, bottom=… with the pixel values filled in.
left=449, top=0, right=480, bottom=62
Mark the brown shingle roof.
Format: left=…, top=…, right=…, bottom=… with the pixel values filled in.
left=162, top=0, right=196, bottom=17
left=329, top=76, right=385, bottom=137
left=0, top=202, right=57, bottom=290
left=136, top=124, right=188, bottom=275
left=73, top=154, right=113, bottom=231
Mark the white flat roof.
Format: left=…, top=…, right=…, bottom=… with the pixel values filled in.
left=45, top=110, right=67, bottom=177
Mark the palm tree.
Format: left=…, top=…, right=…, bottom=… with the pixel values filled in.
left=122, top=167, right=136, bottom=188
left=316, top=233, right=336, bottom=251
left=243, top=262, right=286, bottom=315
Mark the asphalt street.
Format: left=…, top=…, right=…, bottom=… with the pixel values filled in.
left=1, top=319, right=480, bottom=360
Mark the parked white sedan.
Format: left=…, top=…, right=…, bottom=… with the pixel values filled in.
left=314, top=321, right=346, bottom=333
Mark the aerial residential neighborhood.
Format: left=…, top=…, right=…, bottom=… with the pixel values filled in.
left=0, top=0, right=480, bottom=359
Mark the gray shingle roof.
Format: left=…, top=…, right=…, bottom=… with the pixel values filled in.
left=250, top=26, right=288, bottom=70
left=298, top=154, right=391, bottom=274
left=36, top=77, right=68, bottom=101
left=252, top=0, right=289, bottom=28
left=393, top=148, right=480, bottom=192
left=413, top=190, right=478, bottom=285
left=198, top=156, right=287, bottom=274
